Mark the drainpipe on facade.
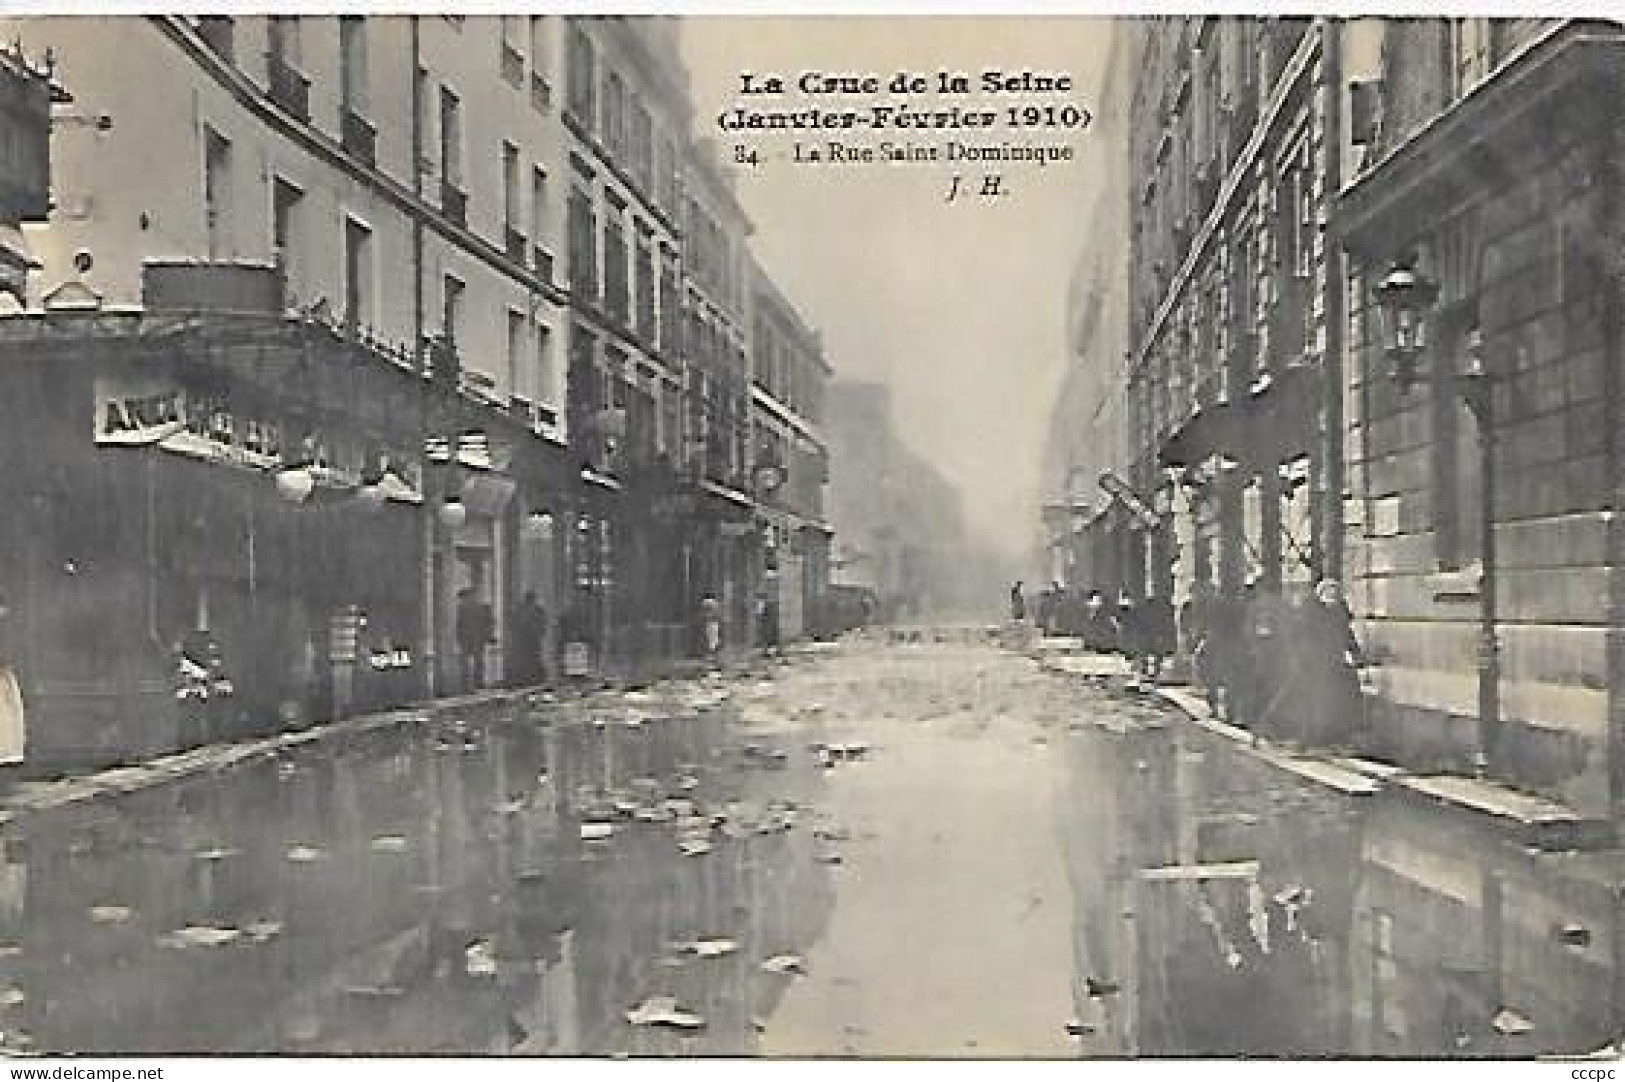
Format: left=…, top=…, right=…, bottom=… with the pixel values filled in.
left=1320, top=18, right=1346, bottom=583
left=411, top=17, right=436, bottom=700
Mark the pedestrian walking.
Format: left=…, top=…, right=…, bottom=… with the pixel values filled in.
left=511, top=590, right=548, bottom=687
left=455, top=587, right=494, bottom=693
left=1083, top=589, right=1115, bottom=652
left=1009, top=581, right=1027, bottom=623
left=700, top=594, right=723, bottom=662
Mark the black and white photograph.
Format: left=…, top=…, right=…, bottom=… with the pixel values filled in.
left=0, top=7, right=1617, bottom=1063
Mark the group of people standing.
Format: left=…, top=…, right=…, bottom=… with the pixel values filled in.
left=1010, top=575, right=1368, bottom=752
left=1010, top=581, right=1178, bottom=682
left=1181, top=578, right=1366, bottom=750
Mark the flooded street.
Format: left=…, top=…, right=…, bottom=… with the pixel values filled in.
left=0, top=637, right=1614, bottom=1057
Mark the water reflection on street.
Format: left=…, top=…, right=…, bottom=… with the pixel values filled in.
left=0, top=639, right=1615, bottom=1058
left=0, top=677, right=836, bottom=1054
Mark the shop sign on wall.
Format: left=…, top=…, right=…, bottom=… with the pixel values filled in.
left=92, top=374, right=411, bottom=494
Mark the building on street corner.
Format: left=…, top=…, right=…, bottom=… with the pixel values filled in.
left=0, top=14, right=839, bottom=765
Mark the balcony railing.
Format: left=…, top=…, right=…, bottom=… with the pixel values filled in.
left=266, top=54, right=310, bottom=122
left=504, top=225, right=527, bottom=263
left=341, top=107, right=377, bottom=166
left=196, top=16, right=234, bottom=59
left=440, top=180, right=467, bottom=228
left=500, top=43, right=524, bottom=87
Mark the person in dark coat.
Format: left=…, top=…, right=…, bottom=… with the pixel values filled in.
left=1245, top=585, right=1289, bottom=740
left=511, top=590, right=548, bottom=687
left=1114, top=590, right=1142, bottom=666
left=1009, top=581, right=1027, bottom=623
left=1083, top=590, right=1115, bottom=653
left=1294, top=579, right=1365, bottom=749
left=455, top=587, right=494, bottom=693
left=1139, top=592, right=1177, bottom=683
left=1182, top=579, right=1214, bottom=685
left=1205, top=586, right=1246, bottom=721
left=1038, top=583, right=1060, bottom=635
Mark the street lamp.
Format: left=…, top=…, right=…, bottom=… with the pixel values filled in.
left=437, top=494, right=467, bottom=531
left=1069, top=503, right=1091, bottom=535
left=1373, top=258, right=1498, bottom=778
left=1373, top=256, right=1440, bottom=394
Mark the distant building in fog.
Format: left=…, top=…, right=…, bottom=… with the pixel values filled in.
left=1037, top=18, right=1140, bottom=595
left=826, top=380, right=987, bottom=621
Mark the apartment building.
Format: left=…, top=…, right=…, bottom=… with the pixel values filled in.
left=1116, top=16, right=1625, bottom=1053
left=0, top=14, right=577, bottom=759
left=1125, top=17, right=1335, bottom=616
left=750, top=255, right=832, bottom=640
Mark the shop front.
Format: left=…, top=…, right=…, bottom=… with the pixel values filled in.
left=0, top=311, right=430, bottom=768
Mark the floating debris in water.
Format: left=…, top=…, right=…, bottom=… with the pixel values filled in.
left=626, top=995, right=705, bottom=1030
left=90, top=905, right=133, bottom=925
left=1556, top=923, right=1591, bottom=948
left=761, top=954, right=806, bottom=976
left=159, top=925, right=242, bottom=949
left=1492, top=1008, right=1533, bottom=1036
left=681, top=938, right=738, bottom=959
left=580, top=823, right=616, bottom=842
left=245, top=920, right=284, bottom=942
left=465, top=940, right=498, bottom=977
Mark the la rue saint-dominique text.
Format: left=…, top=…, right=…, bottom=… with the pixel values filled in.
left=719, top=68, right=1091, bottom=204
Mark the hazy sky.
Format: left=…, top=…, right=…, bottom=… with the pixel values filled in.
left=681, top=17, right=1115, bottom=560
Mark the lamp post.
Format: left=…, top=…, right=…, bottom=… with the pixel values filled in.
left=1374, top=255, right=1498, bottom=777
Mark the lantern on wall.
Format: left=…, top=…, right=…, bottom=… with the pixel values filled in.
left=1372, top=256, right=1440, bottom=394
